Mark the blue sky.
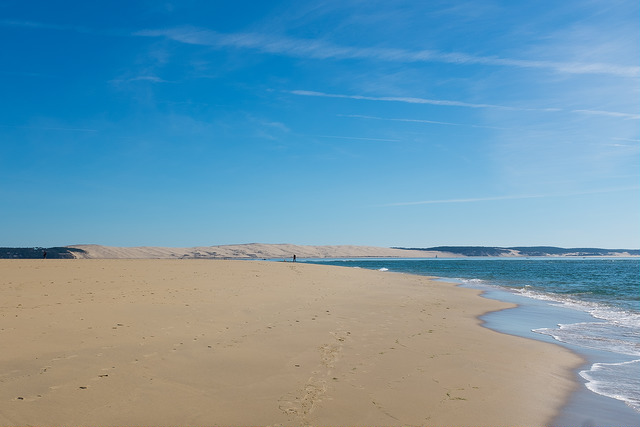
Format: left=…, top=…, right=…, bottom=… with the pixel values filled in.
left=1, top=0, right=638, bottom=248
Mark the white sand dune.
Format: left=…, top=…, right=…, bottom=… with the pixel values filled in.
left=68, top=243, right=455, bottom=259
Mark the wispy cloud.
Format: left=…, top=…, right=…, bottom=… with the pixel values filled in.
left=0, top=124, right=98, bottom=132
left=605, top=138, right=640, bottom=148
left=0, top=70, right=56, bottom=78
left=2, top=19, right=90, bottom=32
left=260, top=120, right=290, bottom=133
left=381, top=194, right=545, bottom=207
left=5, top=19, right=636, bottom=78
left=135, top=26, right=639, bottom=78
left=0, top=19, right=124, bottom=36
left=340, top=114, right=510, bottom=130
left=126, top=76, right=168, bottom=83
left=314, top=135, right=401, bottom=142
left=379, top=187, right=640, bottom=207
left=109, top=75, right=170, bottom=86
left=292, top=90, right=639, bottom=120
left=291, top=90, right=516, bottom=110
left=572, top=109, right=640, bottom=120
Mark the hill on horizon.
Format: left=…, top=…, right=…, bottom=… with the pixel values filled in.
left=1, top=244, right=637, bottom=259
left=395, top=246, right=640, bottom=257
left=0, top=247, right=87, bottom=259
left=0, top=244, right=437, bottom=260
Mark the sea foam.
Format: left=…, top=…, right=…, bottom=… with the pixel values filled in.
left=534, top=321, right=640, bottom=356
left=580, top=359, right=640, bottom=412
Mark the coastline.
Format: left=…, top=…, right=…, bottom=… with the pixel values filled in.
left=305, top=256, right=640, bottom=425
left=0, top=259, right=581, bottom=425
left=468, top=284, right=640, bottom=426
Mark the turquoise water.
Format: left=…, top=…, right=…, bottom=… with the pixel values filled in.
left=304, top=258, right=640, bottom=415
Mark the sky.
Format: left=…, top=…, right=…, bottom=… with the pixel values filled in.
left=1, top=0, right=638, bottom=249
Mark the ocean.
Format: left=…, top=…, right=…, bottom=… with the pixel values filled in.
left=303, top=257, right=640, bottom=423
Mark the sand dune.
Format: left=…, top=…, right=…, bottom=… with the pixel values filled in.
left=68, top=243, right=452, bottom=260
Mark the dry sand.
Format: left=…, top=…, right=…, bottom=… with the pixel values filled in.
left=0, top=259, right=581, bottom=426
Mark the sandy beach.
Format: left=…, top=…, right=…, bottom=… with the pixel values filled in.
left=0, top=259, right=582, bottom=426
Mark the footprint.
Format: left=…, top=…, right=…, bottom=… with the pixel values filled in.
left=278, top=378, right=327, bottom=421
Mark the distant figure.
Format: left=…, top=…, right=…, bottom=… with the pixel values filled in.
left=43, top=250, right=47, bottom=259
left=293, top=254, right=296, bottom=262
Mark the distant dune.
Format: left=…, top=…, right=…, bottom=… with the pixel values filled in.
left=396, top=246, right=639, bottom=257
left=1, top=244, right=635, bottom=259
left=67, top=243, right=451, bottom=259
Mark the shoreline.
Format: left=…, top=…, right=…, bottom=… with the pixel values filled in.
left=424, top=277, right=585, bottom=425
left=1, top=259, right=581, bottom=425
left=465, top=283, right=640, bottom=426
left=305, top=257, right=640, bottom=425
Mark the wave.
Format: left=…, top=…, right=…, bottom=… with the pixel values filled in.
left=534, top=322, right=640, bottom=356
left=458, top=278, right=487, bottom=284
left=580, top=360, right=640, bottom=412
left=474, top=284, right=640, bottom=358
left=479, top=279, right=640, bottom=413
left=512, top=287, right=640, bottom=328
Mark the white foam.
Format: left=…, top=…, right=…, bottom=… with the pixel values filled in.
left=590, top=307, right=640, bottom=328
left=457, top=278, right=488, bottom=286
left=580, top=359, right=640, bottom=412
left=517, top=287, right=562, bottom=302
left=462, top=278, right=486, bottom=284
left=515, top=288, right=640, bottom=353
left=534, top=322, right=640, bottom=356
left=378, top=267, right=389, bottom=272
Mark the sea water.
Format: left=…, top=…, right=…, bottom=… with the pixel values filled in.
left=303, top=258, right=640, bottom=417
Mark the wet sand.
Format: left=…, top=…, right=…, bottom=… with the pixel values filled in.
left=0, top=259, right=581, bottom=425
left=474, top=286, right=640, bottom=426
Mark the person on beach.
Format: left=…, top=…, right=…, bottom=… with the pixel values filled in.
left=293, top=254, right=296, bottom=262
left=43, top=250, right=47, bottom=259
